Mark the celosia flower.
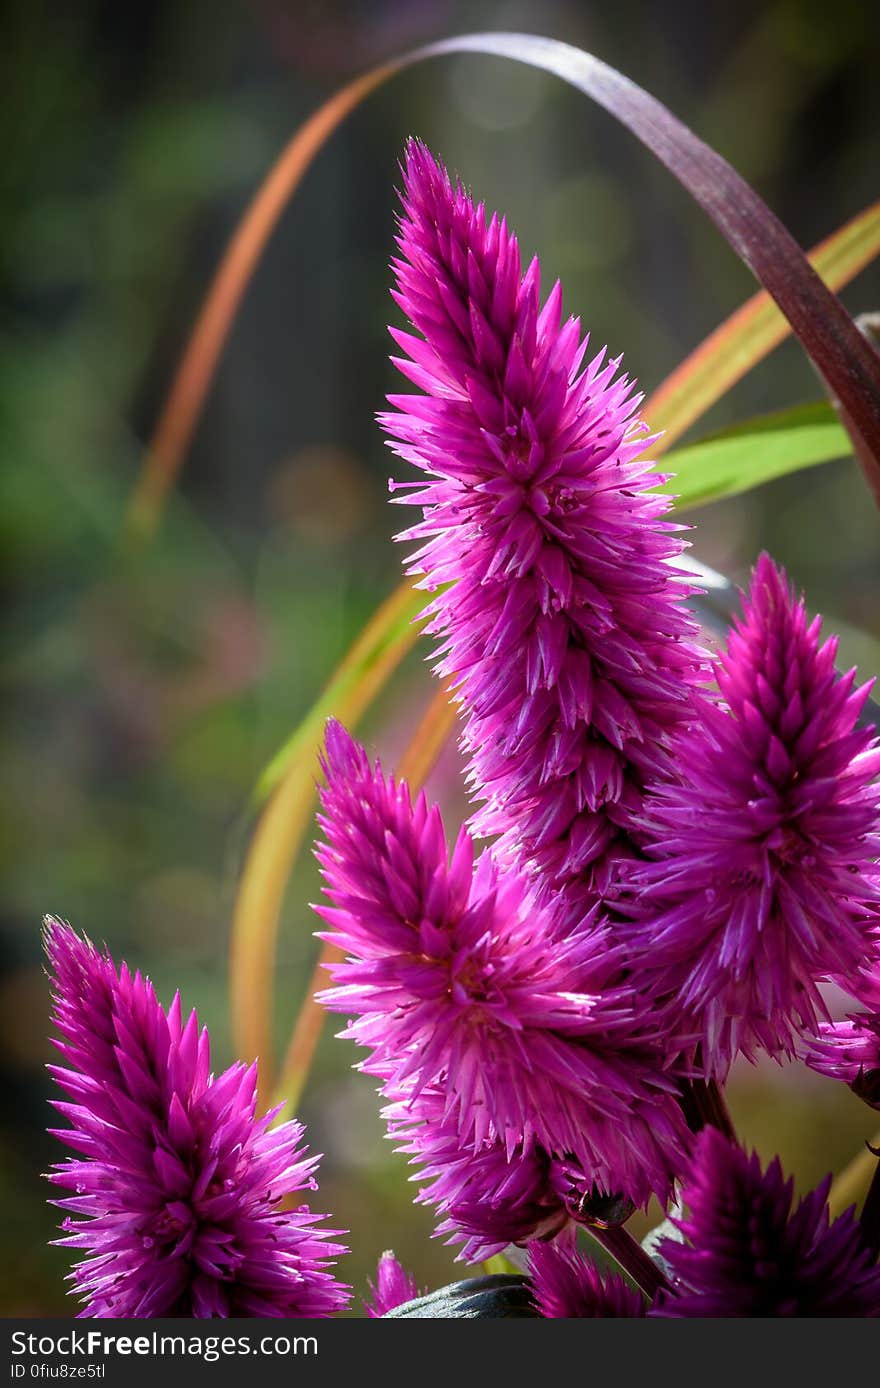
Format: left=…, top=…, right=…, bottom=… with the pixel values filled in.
left=624, top=554, right=880, bottom=1074
left=528, top=1240, right=646, bottom=1317
left=651, top=1128, right=880, bottom=1317
left=315, top=719, right=689, bottom=1205
left=364, top=1250, right=421, bottom=1317
left=804, top=955, right=880, bottom=1109
left=44, top=918, right=349, bottom=1318
left=380, top=139, right=707, bottom=913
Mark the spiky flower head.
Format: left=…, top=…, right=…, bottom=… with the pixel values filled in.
left=624, top=554, right=880, bottom=1074
left=314, top=719, right=689, bottom=1206
left=364, top=1250, right=421, bottom=1317
left=651, top=1127, right=880, bottom=1317
left=528, top=1240, right=646, bottom=1317
left=380, top=138, right=707, bottom=915
left=44, top=918, right=349, bottom=1318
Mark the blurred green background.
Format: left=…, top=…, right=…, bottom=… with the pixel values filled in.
left=2, top=0, right=879, bottom=1315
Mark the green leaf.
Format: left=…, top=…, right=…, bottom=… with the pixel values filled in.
left=661, top=402, right=852, bottom=511
left=482, top=1253, right=523, bottom=1277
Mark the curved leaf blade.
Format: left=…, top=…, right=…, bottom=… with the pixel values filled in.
left=256, top=579, right=426, bottom=802
left=663, top=401, right=852, bottom=511
left=438, top=34, right=880, bottom=487
left=230, top=579, right=425, bottom=1086
left=829, top=1128, right=880, bottom=1218
left=125, top=35, right=880, bottom=540
left=124, top=60, right=402, bottom=543
left=268, top=685, right=458, bottom=1117
left=645, top=202, right=880, bottom=449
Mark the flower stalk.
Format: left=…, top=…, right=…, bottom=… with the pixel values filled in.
left=860, top=1146, right=880, bottom=1257
left=581, top=1223, right=669, bottom=1302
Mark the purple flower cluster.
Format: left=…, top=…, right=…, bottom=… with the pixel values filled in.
left=623, top=554, right=880, bottom=1074
left=651, top=1129, right=880, bottom=1317
left=44, top=134, right=880, bottom=1321
left=45, top=919, right=349, bottom=1318
left=525, top=1131, right=880, bottom=1317
left=308, top=139, right=880, bottom=1294
left=381, top=139, right=708, bottom=915
left=315, top=719, right=688, bottom=1218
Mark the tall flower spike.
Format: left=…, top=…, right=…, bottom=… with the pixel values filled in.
left=528, top=1240, right=646, bottom=1318
left=651, top=1127, right=880, bottom=1317
left=44, top=919, right=349, bottom=1318
left=380, top=139, right=708, bottom=916
left=624, top=554, right=880, bottom=1075
left=364, top=1250, right=421, bottom=1317
left=314, top=719, right=689, bottom=1206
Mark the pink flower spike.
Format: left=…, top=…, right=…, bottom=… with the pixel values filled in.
left=623, top=554, right=880, bottom=1075
left=528, top=1240, right=646, bottom=1317
left=380, top=138, right=709, bottom=919
left=314, top=720, right=690, bottom=1207
left=44, top=918, right=349, bottom=1318
left=364, top=1250, right=421, bottom=1317
left=652, top=1128, right=880, bottom=1317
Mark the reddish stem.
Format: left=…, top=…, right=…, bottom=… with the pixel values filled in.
left=859, top=1149, right=880, bottom=1258
left=678, top=1076, right=737, bottom=1143
left=583, top=1222, right=670, bottom=1302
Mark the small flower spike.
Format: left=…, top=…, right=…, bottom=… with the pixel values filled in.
left=625, top=554, right=880, bottom=1075
left=528, top=1240, right=646, bottom=1317
left=652, top=1128, right=880, bottom=1317
left=45, top=918, right=349, bottom=1318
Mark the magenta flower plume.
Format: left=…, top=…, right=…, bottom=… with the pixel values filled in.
left=624, top=554, right=880, bottom=1074
left=314, top=719, right=689, bottom=1206
left=44, top=918, right=349, bottom=1318
left=364, top=1250, right=421, bottom=1317
left=804, top=955, right=880, bottom=1109
left=651, top=1128, right=880, bottom=1317
left=528, top=1241, right=646, bottom=1318
left=380, top=138, right=707, bottom=913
